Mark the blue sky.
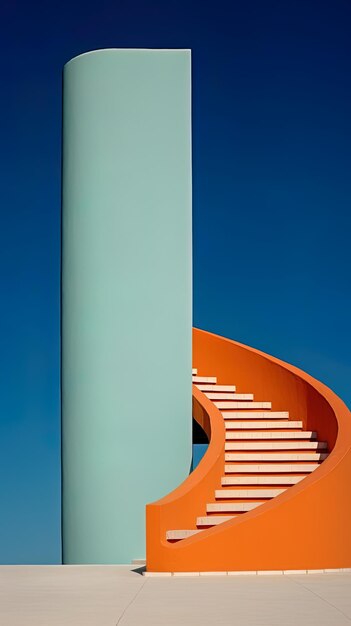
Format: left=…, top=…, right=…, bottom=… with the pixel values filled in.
left=0, top=0, right=350, bottom=563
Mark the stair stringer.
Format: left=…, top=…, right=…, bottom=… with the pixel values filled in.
left=146, top=328, right=351, bottom=572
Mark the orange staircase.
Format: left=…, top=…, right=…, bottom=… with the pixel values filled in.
left=146, top=328, right=351, bottom=573
left=168, top=369, right=329, bottom=538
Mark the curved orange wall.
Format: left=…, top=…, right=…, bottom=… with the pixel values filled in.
left=146, top=328, right=351, bottom=572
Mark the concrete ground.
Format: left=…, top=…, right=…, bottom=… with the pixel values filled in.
left=0, top=566, right=351, bottom=625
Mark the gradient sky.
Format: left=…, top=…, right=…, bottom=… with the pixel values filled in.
left=0, top=0, right=350, bottom=564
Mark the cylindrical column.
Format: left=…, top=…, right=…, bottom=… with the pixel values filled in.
left=61, top=49, right=192, bottom=563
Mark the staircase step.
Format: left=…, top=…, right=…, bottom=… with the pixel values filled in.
left=207, top=502, right=263, bottom=513
left=192, top=368, right=198, bottom=375
left=206, top=393, right=254, bottom=401
left=225, top=463, right=320, bottom=473
left=215, top=488, right=286, bottom=499
left=225, top=441, right=327, bottom=451
left=221, top=475, right=306, bottom=486
left=196, top=384, right=236, bottom=392
left=216, top=402, right=271, bottom=410
left=225, top=452, right=328, bottom=462
left=222, top=411, right=288, bottom=420
left=225, top=420, right=303, bottom=430
left=166, top=529, right=202, bottom=540
left=197, top=516, right=236, bottom=527
left=226, top=431, right=316, bottom=440
left=192, top=376, right=217, bottom=384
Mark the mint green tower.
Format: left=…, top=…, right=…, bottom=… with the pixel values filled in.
left=61, top=49, right=192, bottom=563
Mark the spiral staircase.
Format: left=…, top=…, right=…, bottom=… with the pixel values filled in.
left=146, top=328, right=351, bottom=574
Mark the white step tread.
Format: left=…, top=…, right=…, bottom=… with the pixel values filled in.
left=225, top=420, right=303, bottom=430
left=221, top=475, right=305, bottom=486
left=166, top=529, right=202, bottom=540
left=222, top=411, right=288, bottom=420
left=225, top=441, right=327, bottom=451
left=196, top=384, right=236, bottom=392
left=207, top=502, right=263, bottom=513
left=192, top=376, right=217, bottom=384
left=197, top=516, right=236, bottom=526
left=226, top=431, right=316, bottom=440
left=225, top=463, right=320, bottom=473
left=205, top=393, right=254, bottom=401
left=225, top=452, right=328, bottom=462
left=215, top=488, right=286, bottom=499
left=192, top=368, right=198, bottom=375
left=216, top=401, right=271, bottom=410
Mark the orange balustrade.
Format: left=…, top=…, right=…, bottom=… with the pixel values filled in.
left=146, top=328, right=351, bottom=572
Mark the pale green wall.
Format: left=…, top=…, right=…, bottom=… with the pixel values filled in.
left=61, top=49, right=192, bottom=563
